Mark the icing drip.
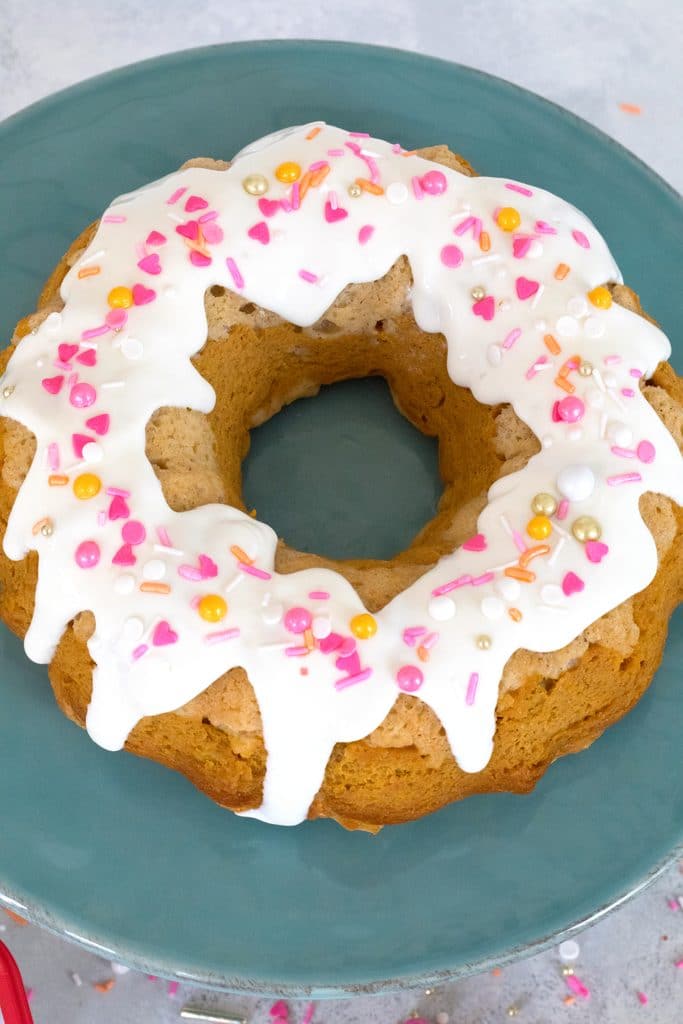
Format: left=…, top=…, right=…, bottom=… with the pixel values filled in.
left=2, top=123, right=682, bottom=826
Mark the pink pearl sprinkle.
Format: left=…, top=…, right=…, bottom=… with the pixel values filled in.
left=122, top=520, right=146, bottom=545
left=556, top=499, right=569, bottom=520
left=440, top=244, right=463, bottom=268
left=420, top=170, right=447, bottom=195
left=284, top=607, right=312, bottom=634
left=637, top=440, right=656, bottom=463
left=75, top=540, right=100, bottom=568
left=69, top=382, right=97, bottom=408
left=396, top=665, right=424, bottom=692
left=557, top=396, right=585, bottom=423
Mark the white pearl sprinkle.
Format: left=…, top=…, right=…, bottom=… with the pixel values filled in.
left=606, top=421, right=633, bottom=447
left=541, top=584, right=565, bottom=606
left=386, top=181, right=409, bottom=204
left=586, top=389, right=605, bottom=409
left=122, top=616, right=144, bottom=643
left=114, top=573, right=135, bottom=596
left=567, top=296, right=588, bottom=318
left=559, top=939, right=580, bottom=962
left=121, top=337, right=144, bottom=360
left=497, top=577, right=521, bottom=601
left=481, top=596, right=504, bottom=620
left=583, top=316, right=605, bottom=339
left=556, top=315, right=579, bottom=337
left=557, top=464, right=595, bottom=501
left=526, top=239, right=543, bottom=259
left=312, top=614, right=332, bottom=639
left=142, top=558, right=166, bottom=581
left=428, top=595, right=456, bottom=621
left=81, top=441, right=103, bottom=463
left=487, top=344, right=503, bottom=367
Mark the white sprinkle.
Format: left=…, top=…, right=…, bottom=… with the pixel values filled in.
left=530, top=283, right=545, bottom=309
left=110, top=962, right=131, bottom=976
left=385, top=181, right=409, bottom=204
left=114, top=573, right=135, bottom=596
left=77, top=249, right=105, bottom=269
left=101, top=380, right=125, bottom=389
left=142, top=559, right=166, bottom=581
left=548, top=537, right=565, bottom=566
left=472, top=254, right=502, bottom=266
left=153, top=543, right=184, bottom=557
left=167, top=212, right=184, bottom=223
left=428, top=595, right=456, bottom=621
left=261, top=602, right=283, bottom=625
left=541, top=584, right=565, bottom=606
left=592, top=367, right=606, bottom=392
left=224, top=574, right=245, bottom=595
left=526, top=239, right=543, bottom=259
left=556, top=315, right=579, bottom=337
left=567, top=295, right=588, bottom=318
left=496, top=577, right=520, bottom=601
left=82, top=442, right=103, bottom=463
left=558, top=939, right=580, bottom=963
left=312, top=614, right=332, bottom=638
left=70, top=972, right=83, bottom=986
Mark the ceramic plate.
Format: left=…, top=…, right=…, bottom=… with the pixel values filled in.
left=0, top=41, right=681, bottom=996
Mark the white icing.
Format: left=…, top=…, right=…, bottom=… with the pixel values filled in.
left=2, top=124, right=682, bottom=826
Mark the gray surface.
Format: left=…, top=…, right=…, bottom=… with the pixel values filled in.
left=0, top=1, right=682, bottom=1021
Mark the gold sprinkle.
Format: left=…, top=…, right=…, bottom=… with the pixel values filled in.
left=347, top=182, right=362, bottom=198
left=471, top=285, right=486, bottom=301
left=2, top=384, right=15, bottom=399
left=476, top=634, right=492, bottom=650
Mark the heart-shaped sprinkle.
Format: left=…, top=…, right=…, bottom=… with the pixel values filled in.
left=108, top=494, right=130, bottom=521
left=41, top=375, right=64, bottom=395
left=72, top=433, right=94, bottom=458
left=146, top=230, right=167, bottom=246
left=76, top=348, right=97, bottom=366
left=112, top=543, right=136, bottom=566
left=319, top=632, right=344, bottom=654
left=515, top=276, right=540, bottom=300
left=198, top=554, right=218, bottom=579
left=184, top=195, right=208, bottom=213
left=190, top=250, right=212, bottom=267
left=258, top=197, right=280, bottom=218
left=248, top=221, right=270, bottom=245
left=472, top=295, right=495, bottom=321
left=137, top=253, right=161, bottom=276
left=132, top=283, right=156, bottom=306
left=335, top=651, right=361, bottom=675
left=175, top=221, right=199, bottom=241
left=585, top=541, right=609, bottom=563
left=512, top=236, right=533, bottom=259
left=562, top=571, right=585, bottom=596
left=463, top=533, right=487, bottom=552
left=58, top=343, right=78, bottom=363
left=324, top=201, right=348, bottom=223
left=153, top=620, right=178, bottom=646
left=86, top=413, right=110, bottom=435
left=201, top=221, right=223, bottom=245
left=105, top=308, right=128, bottom=329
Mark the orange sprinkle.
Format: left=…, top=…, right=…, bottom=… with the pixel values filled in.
left=563, top=996, right=576, bottom=1006
left=504, top=567, right=536, bottom=583
left=304, top=628, right=315, bottom=651
left=479, top=230, right=491, bottom=252
left=559, top=355, right=580, bottom=377
left=310, top=165, right=331, bottom=187
left=355, top=177, right=384, bottom=196
left=508, top=607, right=523, bottom=622
left=77, top=265, right=100, bottom=279
left=230, top=544, right=252, bottom=565
left=554, top=375, right=575, bottom=394
left=94, top=979, right=115, bottom=993
left=182, top=237, right=211, bottom=259
left=31, top=517, right=50, bottom=535
left=48, top=474, right=69, bottom=486
left=416, top=645, right=429, bottom=662
left=3, top=908, right=28, bottom=926
left=400, top=149, right=419, bottom=157
left=543, top=333, right=561, bottom=355
left=140, top=582, right=171, bottom=594
left=554, top=262, right=570, bottom=280
left=618, top=102, right=642, bottom=115
left=298, top=170, right=313, bottom=201
left=305, top=125, right=322, bottom=140
left=519, top=544, right=550, bottom=567
left=491, top=967, right=502, bottom=977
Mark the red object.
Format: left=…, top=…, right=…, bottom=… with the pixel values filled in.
left=0, top=941, right=34, bottom=1024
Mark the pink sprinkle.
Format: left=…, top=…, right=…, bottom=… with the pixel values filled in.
left=391, top=143, right=403, bottom=153
left=178, top=565, right=203, bottom=581
left=465, top=672, right=479, bottom=706
left=198, top=210, right=218, bottom=223
left=472, top=572, right=495, bottom=586
left=358, top=225, right=374, bottom=245
left=505, top=182, right=533, bottom=197
left=556, top=499, right=569, bottom=520
left=226, top=257, right=244, bottom=290
left=621, top=388, right=636, bottom=398
left=327, top=148, right=345, bottom=157
left=503, top=328, right=522, bottom=350
left=636, top=992, right=648, bottom=1005
left=308, top=160, right=328, bottom=172
left=81, top=324, right=110, bottom=340
left=106, top=487, right=131, bottom=498
left=604, top=354, right=622, bottom=365
left=411, top=176, right=424, bottom=199
left=302, top=1003, right=315, bottom=1024
left=534, top=220, right=557, bottom=235
left=156, top=526, right=173, bottom=547
left=607, top=472, right=642, bottom=486
left=526, top=355, right=549, bottom=379
left=291, top=182, right=300, bottom=210
left=238, top=562, right=272, bottom=580
left=566, top=974, right=590, bottom=999
left=667, top=898, right=679, bottom=910
left=432, top=575, right=473, bottom=596
left=675, top=958, right=683, bottom=968
left=572, top=229, right=590, bottom=249
left=454, top=215, right=476, bottom=236
left=308, top=590, right=330, bottom=600
left=403, top=626, right=428, bottom=637
left=364, top=155, right=380, bottom=183
left=512, top=530, right=527, bottom=552
left=285, top=646, right=309, bottom=657
left=205, top=628, right=240, bottom=644
left=328, top=190, right=338, bottom=210
left=102, top=214, right=126, bottom=223
left=630, top=367, right=644, bottom=378
left=132, top=644, right=148, bottom=661
left=135, top=241, right=147, bottom=261
left=53, top=359, right=73, bottom=371
left=25, top=988, right=33, bottom=1003
left=345, top=141, right=362, bottom=155
left=147, top=975, right=158, bottom=982
left=47, top=442, right=60, bottom=471
left=335, top=668, right=373, bottom=690
left=280, top=199, right=292, bottom=213
left=168, top=981, right=179, bottom=997
left=97, top=510, right=107, bottom=527
left=403, top=626, right=427, bottom=646
left=611, top=445, right=637, bottom=458
left=269, top=1001, right=289, bottom=1019
left=167, top=186, right=187, bottom=205
left=299, top=269, right=319, bottom=283
left=348, top=131, right=369, bottom=137
left=422, top=632, right=440, bottom=650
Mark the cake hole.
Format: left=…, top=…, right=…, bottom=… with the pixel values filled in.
left=210, top=285, right=225, bottom=297
left=242, top=377, right=441, bottom=560
left=239, top=302, right=256, bottom=314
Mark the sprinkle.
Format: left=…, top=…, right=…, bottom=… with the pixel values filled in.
left=355, top=177, right=384, bottom=195
left=102, top=214, right=126, bottom=223
left=48, top=474, right=69, bottom=486
left=328, top=148, right=345, bottom=157
left=81, top=324, right=110, bottom=340
left=335, top=668, right=373, bottom=690
left=101, top=380, right=125, bottom=389
left=543, top=333, right=562, bottom=355
left=3, top=908, right=28, bottom=925
left=675, top=958, right=683, bottom=968
left=358, top=225, right=375, bottom=245
left=508, top=607, right=523, bottom=622
left=31, top=517, right=52, bottom=535
left=411, top=176, right=424, bottom=199
left=77, top=265, right=101, bottom=278
left=505, top=182, right=533, bottom=196
left=554, top=375, right=575, bottom=394
left=432, top=575, right=473, bottom=596
left=94, top=979, right=116, bottom=993
left=472, top=572, right=496, bottom=586
left=302, top=1003, right=315, bottom=1024
left=526, top=355, right=549, bottom=379
left=607, top=472, right=642, bottom=486
left=465, top=672, right=479, bottom=705
left=238, top=562, right=272, bottom=580
left=511, top=529, right=528, bottom=553
left=604, top=354, right=622, bottom=365
left=554, top=263, right=570, bottom=280
left=47, top=442, right=60, bottom=471
left=167, top=186, right=187, bottom=205
left=285, top=645, right=309, bottom=657
left=531, top=283, right=545, bottom=309
left=621, top=387, right=636, bottom=398
left=70, top=972, right=83, bottom=986
left=416, top=645, right=429, bottom=662
left=630, top=367, right=643, bottom=378
left=106, top=487, right=131, bottom=498
left=565, top=974, right=590, bottom=999
left=230, top=544, right=252, bottom=564
left=226, top=257, right=244, bottom=290
left=548, top=537, right=566, bottom=566
left=168, top=981, right=180, bottom=997
left=611, top=445, right=637, bottom=458
left=299, top=269, right=319, bottom=283
left=140, top=582, right=171, bottom=594
left=619, top=102, right=642, bottom=114
left=563, top=996, right=576, bottom=1006
left=310, top=165, right=331, bottom=186
left=503, top=328, right=522, bottom=350
left=571, top=230, right=590, bottom=249
left=479, top=231, right=491, bottom=252
left=204, top=628, right=241, bottom=645
left=77, top=249, right=105, bottom=268
left=636, top=992, right=648, bottom=1005
left=306, top=126, right=322, bottom=139
left=291, top=182, right=300, bottom=210
left=519, top=544, right=550, bottom=567
left=454, top=215, right=482, bottom=238
left=308, top=590, right=330, bottom=600
left=505, top=566, right=536, bottom=583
